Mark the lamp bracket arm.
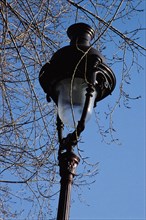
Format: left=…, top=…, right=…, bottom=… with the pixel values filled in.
left=56, top=115, right=64, bottom=144
left=58, top=132, right=78, bottom=155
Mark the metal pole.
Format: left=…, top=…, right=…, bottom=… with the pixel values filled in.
left=57, top=151, right=80, bottom=220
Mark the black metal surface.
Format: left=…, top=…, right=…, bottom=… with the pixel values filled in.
left=39, top=23, right=116, bottom=106
left=57, top=150, right=80, bottom=220
left=67, top=22, right=94, bottom=46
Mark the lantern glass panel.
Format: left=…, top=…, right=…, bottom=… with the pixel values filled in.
left=56, top=78, right=96, bottom=127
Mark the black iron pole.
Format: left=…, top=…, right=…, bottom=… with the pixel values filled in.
left=57, top=150, right=80, bottom=220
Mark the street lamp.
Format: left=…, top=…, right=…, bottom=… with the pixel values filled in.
left=39, top=23, right=116, bottom=220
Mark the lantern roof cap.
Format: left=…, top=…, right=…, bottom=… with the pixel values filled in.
left=67, top=23, right=95, bottom=46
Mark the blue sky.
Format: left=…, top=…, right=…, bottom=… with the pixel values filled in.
left=65, top=4, right=146, bottom=219
left=1, top=1, right=145, bottom=220
left=69, top=71, right=145, bottom=219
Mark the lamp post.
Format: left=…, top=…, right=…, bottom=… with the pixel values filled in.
left=39, top=23, right=116, bottom=220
